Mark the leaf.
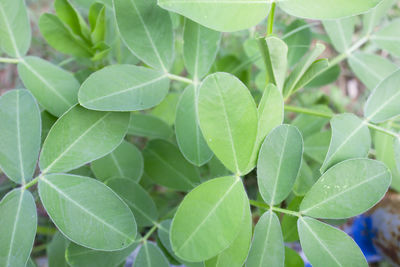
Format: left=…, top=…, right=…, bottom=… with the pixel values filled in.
left=113, top=0, right=174, bottom=71
left=66, top=239, right=139, bottom=267
left=364, top=68, right=400, bottom=123
left=39, top=105, right=129, bottom=174
left=278, top=0, right=382, bottom=20
left=47, top=232, right=69, bottom=267
left=0, top=90, right=41, bottom=184
left=257, top=125, right=303, bottom=206
left=363, top=0, right=395, bottom=35
left=90, top=4, right=106, bottom=43
left=38, top=173, right=137, bottom=251
left=298, top=217, right=368, bottom=267
left=284, top=247, right=304, bottom=267
left=292, top=58, right=329, bottom=92
left=0, top=0, right=31, bottom=57
left=372, top=19, right=400, bottom=58
left=143, top=139, right=201, bottom=191
left=293, top=161, right=318, bottom=196
left=79, top=64, right=170, bottom=111
left=41, top=111, right=58, bottom=144
left=18, top=56, right=80, bottom=117
left=150, top=92, right=180, bottom=125
left=395, top=138, right=400, bottom=173
left=0, top=189, right=37, bottom=267
left=106, top=178, right=158, bottom=227
left=300, top=159, right=391, bottom=219
left=183, top=19, right=221, bottom=80
left=305, top=64, right=340, bottom=88
left=321, top=113, right=371, bottom=173
left=170, top=176, right=247, bottom=262
left=128, top=113, right=173, bottom=140
left=291, top=105, right=332, bottom=138
left=246, top=211, right=284, bottom=267
left=91, top=141, right=143, bottom=182
left=133, top=242, right=169, bottom=267
left=258, top=36, right=288, bottom=91
left=198, top=73, right=258, bottom=175
left=281, top=197, right=302, bottom=242
left=304, top=131, right=331, bottom=164
left=176, top=85, right=213, bottom=166
left=158, top=0, right=271, bottom=32
left=55, top=0, right=88, bottom=38
left=348, top=52, right=398, bottom=90
left=283, top=20, right=312, bottom=67
left=322, top=17, right=355, bottom=53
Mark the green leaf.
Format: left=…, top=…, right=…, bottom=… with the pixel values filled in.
left=363, top=0, right=395, bottom=35
left=158, top=0, right=271, bottom=32
left=176, top=85, right=213, bottom=166
left=291, top=105, right=332, bottom=138
left=106, top=178, right=158, bottom=227
left=133, top=242, right=169, bottom=267
left=0, top=189, right=37, bottom=267
left=47, top=232, right=69, bottom=267
left=150, top=92, right=180, bottom=125
left=279, top=0, right=382, bottom=19
left=372, top=19, right=400, bottom=58
left=305, top=64, right=340, bottom=88
left=143, top=139, right=200, bottom=191
left=171, top=176, right=246, bottom=262
left=66, top=239, right=139, bottom=267
left=258, top=36, right=288, bottom=91
left=90, top=4, right=106, bottom=44
left=292, top=58, right=329, bottom=92
left=198, top=73, right=258, bottom=175
left=39, top=13, right=93, bottom=58
left=348, top=52, right=398, bottom=90
left=284, top=247, right=304, bottom=267
left=39, top=173, right=137, bottom=251
left=281, top=197, right=302, bottom=242
left=298, top=217, right=368, bottom=267
left=0, top=90, right=41, bottom=184
left=183, top=19, right=220, bottom=80
left=283, top=20, right=312, bottom=67
left=364, top=68, right=400, bottom=123
left=18, top=56, right=80, bottom=117
left=41, top=111, right=57, bottom=144
left=300, top=159, right=391, bottom=219
left=246, top=211, right=284, bottom=267
left=79, top=64, right=169, bottom=111
left=91, top=141, right=143, bottom=182
left=257, top=125, right=303, bottom=206
left=321, top=113, right=371, bottom=173
left=55, top=0, right=88, bottom=38
left=293, top=161, right=317, bottom=197
left=395, top=138, right=400, bottom=173
left=114, top=0, right=174, bottom=71
left=322, top=17, right=355, bottom=53
left=304, top=131, right=331, bottom=164
left=40, top=105, right=129, bottom=174
left=0, top=0, right=31, bottom=57
left=128, top=113, right=173, bottom=140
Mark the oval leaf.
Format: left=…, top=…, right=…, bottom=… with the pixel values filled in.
left=322, top=17, right=355, bottom=53
left=39, top=173, right=137, bottom=251
left=128, top=113, right=173, bottom=140
left=133, top=242, right=169, bottom=267
left=171, top=176, right=246, bottom=262
left=300, top=159, right=391, bottom=219
left=257, top=125, right=303, bottom=206
left=298, top=217, right=367, bottom=267
left=0, top=189, right=37, bottom=267
left=40, top=105, right=129, bottom=174
left=0, top=90, right=41, bottom=184
left=198, top=73, right=258, bottom=175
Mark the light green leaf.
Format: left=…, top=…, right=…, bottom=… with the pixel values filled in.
left=0, top=189, right=37, bottom=267
left=66, top=239, right=139, bottom=267
left=55, top=0, right=88, bottom=38
left=246, top=211, right=284, bottom=267
left=348, top=52, right=398, bottom=90
left=364, top=68, right=400, bottom=123
left=40, top=105, right=129, bottom=174
left=18, top=56, right=80, bottom=117
left=133, top=242, right=169, bottom=267
left=298, top=217, right=368, bottom=267
left=47, top=232, right=69, bottom=267
left=90, top=4, right=106, bottom=43
left=79, top=64, right=170, bottom=111
left=113, top=0, right=174, bottom=71
left=91, top=141, right=143, bottom=182
left=283, top=20, right=312, bottom=67
left=279, top=0, right=382, bottom=20
left=0, top=0, right=31, bottom=57
left=171, top=176, right=246, bottom=262
left=183, top=19, right=220, bottom=80
left=106, top=178, right=158, bottom=227
left=284, top=247, right=304, bottom=267
left=150, top=92, right=180, bottom=125
left=0, top=90, right=41, bottom=184
left=395, top=138, right=400, bottom=173
left=176, top=85, right=213, bottom=166
left=39, top=173, right=137, bottom=251
left=321, top=113, right=371, bottom=173
left=304, top=131, right=331, bottom=164
left=143, top=139, right=200, bottom=191
left=372, top=19, right=400, bottom=58
left=322, top=17, right=355, bottom=53
left=128, top=113, right=173, bottom=140
left=198, top=73, right=258, bottom=175
left=301, top=159, right=391, bottom=219
left=257, top=125, right=303, bottom=206
left=293, top=160, right=318, bottom=196
left=158, top=0, right=271, bottom=32
left=292, top=58, right=329, bottom=92
left=363, top=0, right=395, bottom=35
left=258, top=36, right=288, bottom=91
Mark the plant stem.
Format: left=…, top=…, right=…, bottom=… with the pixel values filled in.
left=141, top=224, right=159, bottom=242
left=0, top=57, right=19, bottom=64
left=24, top=176, right=39, bottom=189
left=267, top=2, right=276, bottom=35
left=249, top=200, right=301, bottom=217
left=37, top=225, right=57, bottom=236
left=166, top=73, right=194, bottom=84
left=32, top=243, right=47, bottom=254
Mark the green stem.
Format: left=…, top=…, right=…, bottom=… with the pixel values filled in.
left=267, top=2, right=276, bottom=35
left=32, top=243, right=47, bottom=254
left=141, top=224, right=159, bottom=243
left=37, top=225, right=57, bottom=236
left=0, top=57, right=19, bottom=64
left=24, top=176, right=39, bottom=189
left=166, top=73, right=194, bottom=84
left=249, top=200, right=301, bottom=217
